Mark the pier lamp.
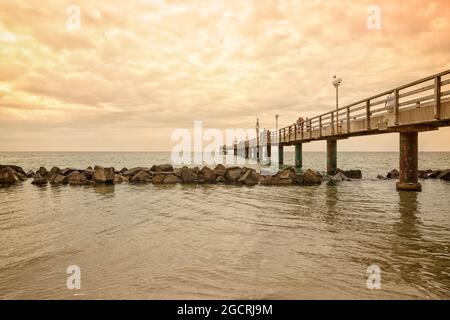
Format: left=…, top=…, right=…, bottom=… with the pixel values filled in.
left=332, top=75, right=342, bottom=128
left=275, top=114, right=279, bottom=132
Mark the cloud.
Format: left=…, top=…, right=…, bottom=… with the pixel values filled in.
left=0, top=0, right=449, bottom=151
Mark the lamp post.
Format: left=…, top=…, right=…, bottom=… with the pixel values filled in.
left=332, top=75, right=342, bottom=133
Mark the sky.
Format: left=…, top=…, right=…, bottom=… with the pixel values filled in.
left=0, top=0, right=449, bottom=151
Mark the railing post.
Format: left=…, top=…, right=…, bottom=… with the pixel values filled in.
left=346, top=106, right=350, bottom=133
left=394, top=89, right=399, bottom=125
left=435, top=76, right=441, bottom=120
left=366, top=99, right=371, bottom=130
left=294, top=124, right=297, bottom=140
left=309, top=119, right=312, bottom=139
left=301, top=122, right=304, bottom=140
left=319, top=116, right=322, bottom=137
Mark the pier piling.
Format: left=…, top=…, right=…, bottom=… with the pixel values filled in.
left=326, top=139, right=337, bottom=175
left=397, top=131, right=422, bottom=192
left=295, top=144, right=302, bottom=170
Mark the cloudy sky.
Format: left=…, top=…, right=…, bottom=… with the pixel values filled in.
left=0, top=0, right=449, bottom=151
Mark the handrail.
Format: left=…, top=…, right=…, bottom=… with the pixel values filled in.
left=279, top=69, right=450, bottom=140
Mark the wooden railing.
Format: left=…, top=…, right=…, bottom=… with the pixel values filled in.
left=278, top=69, right=450, bottom=143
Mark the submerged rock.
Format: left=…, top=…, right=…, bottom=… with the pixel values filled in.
left=37, top=167, right=48, bottom=177
left=1, top=165, right=26, bottom=176
left=114, top=174, right=128, bottom=184
left=50, top=174, right=66, bottom=184
left=342, top=170, right=362, bottom=179
left=123, top=167, right=148, bottom=177
left=331, top=172, right=351, bottom=182
left=26, top=170, right=35, bottom=178
left=428, top=170, right=441, bottom=179
left=152, top=174, right=165, bottom=184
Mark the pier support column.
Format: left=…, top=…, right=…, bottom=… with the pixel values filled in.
left=327, top=139, right=337, bottom=175
left=396, top=131, right=422, bottom=192
left=233, top=143, right=237, bottom=156
left=278, top=144, right=284, bottom=167
left=295, top=144, right=302, bottom=170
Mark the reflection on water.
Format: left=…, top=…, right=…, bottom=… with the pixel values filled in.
left=0, top=152, right=449, bottom=299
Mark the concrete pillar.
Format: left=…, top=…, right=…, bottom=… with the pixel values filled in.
left=233, top=143, right=237, bottom=156
left=326, top=139, right=337, bottom=175
left=245, top=145, right=249, bottom=159
left=295, top=144, right=302, bottom=169
left=278, top=144, right=284, bottom=166
left=396, top=132, right=422, bottom=191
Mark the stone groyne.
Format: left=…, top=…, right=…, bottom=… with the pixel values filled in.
left=0, top=164, right=449, bottom=187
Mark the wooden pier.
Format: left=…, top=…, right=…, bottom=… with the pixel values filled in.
left=229, top=69, right=450, bottom=191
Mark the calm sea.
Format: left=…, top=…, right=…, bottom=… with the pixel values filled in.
left=0, top=152, right=449, bottom=299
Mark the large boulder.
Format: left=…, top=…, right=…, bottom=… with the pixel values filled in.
left=387, top=169, right=399, bottom=179
left=123, top=167, right=148, bottom=177
left=331, top=172, right=351, bottom=182
left=130, top=170, right=150, bottom=183
left=238, top=169, right=261, bottom=186
left=31, top=173, right=48, bottom=185
left=68, top=171, right=88, bottom=185
left=114, top=174, right=128, bottom=184
left=83, top=168, right=95, bottom=180
left=303, top=169, right=322, bottom=185
left=438, top=169, right=450, bottom=181
left=428, top=170, right=441, bottom=179
left=26, top=170, right=35, bottom=178
left=274, top=167, right=303, bottom=185
left=50, top=174, right=66, bottom=184
left=1, top=165, right=26, bottom=176
left=225, top=167, right=242, bottom=183
left=181, top=166, right=197, bottom=183
left=61, top=168, right=78, bottom=176
left=163, top=174, right=182, bottom=184
left=214, top=164, right=226, bottom=176
left=37, top=167, right=48, bottom=177
left=50, top=167, right=61, bottom=176
left=0, top=167, right=20, bottom=185
left=151, top=164, right=173, bottom=173
left=93, top=166, right=115, bottom=184
left=343, top=170, right=362, bottom=179
left=152, top=174, right=165, bottom=184
left=198, top=166, right=216, bottom=183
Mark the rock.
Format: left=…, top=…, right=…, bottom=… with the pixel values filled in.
left=151, top=164, right=173, bottom=172
left=418, top=170, right=429, bottom=179
left=273, top=167, right=302, bottom=185
left=0, top=167, right=20, bottom=185
left=37, top=167, right=48, bottom=177
left=181, top=166, right=197, bottom=183
left=376, top=175, right=387, bottom=180
left=216, top=175, right=225, bottom=183
left=120, top=167, right=128, bottom=174
left=152, top=174, right=165, bottom=184
left=50, top=167, right=61, bottom=176
left=1, top=165, right=27, bottom=176
left=387, top=169, right=399, bottom=179
left=428, top=170, right=441, bottom=179
left=61, top=168, right=78, bottom=176
left=303, top=169, right=322, bottom=185
left=225, top=167, right=242, bottom=183
left=123, top=167, right=148, bottom=177
left=198, top=166, right=216, bottom=183
left=50, top=174, right=66, bottom=184
left=131, top=170, right=151, bottom=183
left=16, top=172, right=28, bottom=181
left=93, top=166, right=115, bottom=184
left=163, top=174, right=181, bottom=184
left=26, top=170, right=35, bottom=178
left=31, top=173, right=48, bottom=185
left=331, top=172, right=351, bottom=182
left=438, top=169, right=450, bottom=181
left=343, top=170, right=362, bottom=179
left=114, top=174, right=128, bottom=184
left=83, top=168, right=95, bottom=180
left=214, top=164, right=226, bottom=176
left=260, top=175, right=280, bottom=185
left=68, top=171, right=88, bottom=185
left=238, top=169, right=260, bottom=186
